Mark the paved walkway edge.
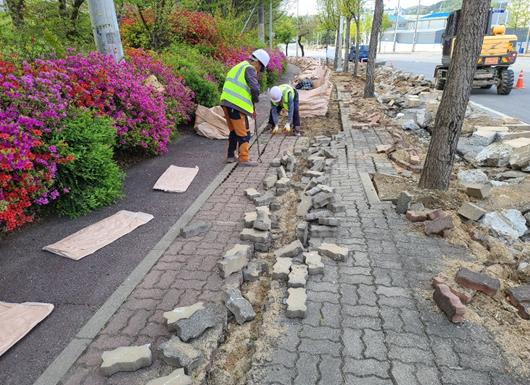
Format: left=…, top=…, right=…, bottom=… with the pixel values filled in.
left=33, top=122, right=268, bottom=385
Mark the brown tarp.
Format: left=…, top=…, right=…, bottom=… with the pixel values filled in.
left=194, top=105, right=256, bottom=140
left=289, top=57, right=333, bottom=117
left=153, top=165, right=199, bottom=193
left=0, top=301, right=54, bottom=357
left=43, top=210, right=154, bottom=260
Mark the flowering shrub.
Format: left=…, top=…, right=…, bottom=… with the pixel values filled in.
left=0, top=63, right=73, bottom=230
left=127, top=48, right=195, bottom=130
left=0, top=51, right=196, bottom=232
left=169, top=8, right=220, bottom=47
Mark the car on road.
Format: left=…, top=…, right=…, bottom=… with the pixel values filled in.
left=349, top=45, right=369, bottom=62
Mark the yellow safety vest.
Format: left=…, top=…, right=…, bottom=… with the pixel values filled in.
left=220, top=61, right=254, bottom=114
left=272, top=84, right=295, bottom=111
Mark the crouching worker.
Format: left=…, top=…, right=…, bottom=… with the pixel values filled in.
left=268, top=84, right=301, bottom=136
left=220, top=49, right=270, bottom=166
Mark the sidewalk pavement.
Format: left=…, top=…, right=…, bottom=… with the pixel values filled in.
left=246, top=86, right=527, bottom=385
left=57, top=133, right=299, bottom=385
left=54, top=72, right=528, bottom=385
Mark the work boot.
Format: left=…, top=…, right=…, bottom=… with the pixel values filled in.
left=226, top=157, right=237, bottom=163
left=239, top=160, right=259, bottom=167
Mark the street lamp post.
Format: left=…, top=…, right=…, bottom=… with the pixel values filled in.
left=392, top=0, right=401, bottom=53
left=87, top=0, right=124, bottom=63
left=412, top=0, right=421, bottom=52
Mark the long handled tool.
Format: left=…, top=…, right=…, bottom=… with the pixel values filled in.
left=254, top=116, right=262, bottom=163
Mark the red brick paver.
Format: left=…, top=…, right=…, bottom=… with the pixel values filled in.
left=60, top=134, right=297, bottom=385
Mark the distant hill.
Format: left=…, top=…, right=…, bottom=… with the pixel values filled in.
left=401, top=0, right=462, bottom=15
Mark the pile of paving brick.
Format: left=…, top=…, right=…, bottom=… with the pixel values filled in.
left=395, top=168, right=529, bottom=243
left=238, top=134, right=351, bottom=319
left=98, top=298, right=226, bottom=384
left=432, top=267, right=530, bottom=322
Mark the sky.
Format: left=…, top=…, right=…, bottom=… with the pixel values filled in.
left=287, top=0, right=444, bottom=16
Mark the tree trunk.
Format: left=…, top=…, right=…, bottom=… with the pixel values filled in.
left=353, top=18, right=361, bottom=77
left=5, top=0, right=25, bottom=27
left=298, top=36, right=305, bottom=57
left=364, top=0, right=384, bottom=98
left=285, top=42, right=289, bottom=56
left=58, top=0, right=67, bottom=17
left=258, top=0, right=265, bottom=43
left=68, top=0, right=85, bottom=36
left=419, top=0, right=491, bottom=190
left=343, top=17, right=351, bottom=73
left=334, top=21, right=341, bottom=70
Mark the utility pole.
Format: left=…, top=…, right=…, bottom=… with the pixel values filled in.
left=87, top=0, right=124, bottom=63
left=524, top=25, right=530, bottom=55
left=269, top=0, right=273, bottom=48
left=392, top=0, right=401, bottom=53
left=296, top=0, right=300, bottom=57
left=412, top=0, right=421, bottom=52
left=258, top=0, right=265, bottom=43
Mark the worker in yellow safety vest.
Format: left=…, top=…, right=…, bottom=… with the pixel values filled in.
left=220, top=49, right=270, bottom=166
left=268, top=84, right=301, bottom=136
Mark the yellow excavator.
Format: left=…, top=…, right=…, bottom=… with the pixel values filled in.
left=434, top=9, right=518, bottom=95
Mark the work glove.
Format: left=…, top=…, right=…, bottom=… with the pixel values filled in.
left=284, top=123, right=291, bottom=133
left=272, top=125, right=279, bottom=135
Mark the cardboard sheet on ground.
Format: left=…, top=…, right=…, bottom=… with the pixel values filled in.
left=153, top=165, right=199, bottom=193
left=43, top=210, right=154, bottom=260
left=194, top=104, right=256, bottom=140
left=0, top=301, right=54, bottom=357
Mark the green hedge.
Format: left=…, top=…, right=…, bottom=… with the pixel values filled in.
left=161, top=43, right=227, bottom=107
left=52, top=109, right=124, bottom=217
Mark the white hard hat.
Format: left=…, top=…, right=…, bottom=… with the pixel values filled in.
left=269, top=86, right=282, bottom=103
left=252, top=49, right=270, bottom=71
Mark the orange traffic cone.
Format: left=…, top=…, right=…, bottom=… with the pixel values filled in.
left=515, top=70, right=524, bottom=89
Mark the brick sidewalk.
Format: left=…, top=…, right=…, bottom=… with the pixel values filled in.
left=245, top=93, right=528, bottom=385
left=59, top=134, right=298, bottom=385
left=59, top=76, right=529, bottom=385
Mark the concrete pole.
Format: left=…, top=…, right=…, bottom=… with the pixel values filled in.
left=392, top=0, right=401, bottom=53
left=258, top=0, right=265, bottom=43
left=295, top=0, right=300, bottom=57
left=87, top=0, right=124, bottom=63
left=269, top=0, right=273, bottom=48
left=524, top=25, right=530, bottom=55
left=412, top=0, right=421, bottom=52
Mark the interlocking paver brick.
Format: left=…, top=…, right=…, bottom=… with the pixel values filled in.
left=60, top=83, right=528, bottom=385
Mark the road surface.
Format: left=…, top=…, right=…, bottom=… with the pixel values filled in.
left=378, top=52, right=530, bottom=124
left=299, top=46, right=530, bottom=124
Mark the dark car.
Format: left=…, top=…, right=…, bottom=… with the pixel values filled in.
left=349, top=44, right=369, bottom=62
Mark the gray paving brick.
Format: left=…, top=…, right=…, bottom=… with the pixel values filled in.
left=344, top=358, right=389, bottom=378
left=318, top=355, right=343, bottom=385
left=342, top=328, right=363, bottom=358
left=345, top=375, right=394, bottom=385
left=321, top=302, right=341, bottom=328
left=294, top=353, right=319, bottom=385
left=415, top=365, right=442, bottom=385
left=391, top=361, right=419, bottom=385
left=363, top=329, right=387, bottom=361
left=440, top=367, right=492, bottom=385
left=301, top=325, right=341, bottom=341
left=299, top=339, right=341, bottom=357
left=388, top=345, right=434, bottom=365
